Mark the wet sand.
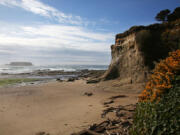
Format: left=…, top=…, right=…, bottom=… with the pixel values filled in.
left=0, top=80, right=139, bottom=135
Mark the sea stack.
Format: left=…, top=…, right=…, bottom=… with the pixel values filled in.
left=8, top=62, right=33, bottom=66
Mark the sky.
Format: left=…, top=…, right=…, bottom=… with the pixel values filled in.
left=0, top=0, right=179, bottom=65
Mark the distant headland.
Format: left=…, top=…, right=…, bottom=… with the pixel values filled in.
left=7, top=62, right=33, bottom=66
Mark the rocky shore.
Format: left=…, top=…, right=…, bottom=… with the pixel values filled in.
left=0, top=69, right=106, bottom=85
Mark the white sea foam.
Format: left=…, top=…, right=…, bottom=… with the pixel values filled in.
left=0, top=65, right=108, bottom=74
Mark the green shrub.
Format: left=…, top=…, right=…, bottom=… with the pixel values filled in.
left=130, top=76, right=180, bottom=135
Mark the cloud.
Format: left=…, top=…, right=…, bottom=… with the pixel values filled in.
left=0, top=22, right=114, bottom=52
left=0, top=0, right=84, bottom=25
left=0, top=0, right=114, bottom=65
left=0, top=22, right=113, bottom=64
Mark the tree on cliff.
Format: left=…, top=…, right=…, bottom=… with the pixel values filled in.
left=168, top=7, right=180, bottom=21
left=155, top=9, right=170, bottom=22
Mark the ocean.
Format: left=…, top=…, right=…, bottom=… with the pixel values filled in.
left=0, top=65, right=108, bottom=74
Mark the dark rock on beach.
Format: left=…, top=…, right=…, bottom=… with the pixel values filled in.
left=86, top=79, right=100, bottom=84
left=67, top=77, right=76, bottom=82
left=35, top=132, right=50, bottom=135
left=56, top=78, right=63, bottom=82
left=84, top=92, right=93, bottom=96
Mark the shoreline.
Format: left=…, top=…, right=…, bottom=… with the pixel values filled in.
left=0, top=69, right=106, bottom=79
left=0, top=69, right=106, bottom=87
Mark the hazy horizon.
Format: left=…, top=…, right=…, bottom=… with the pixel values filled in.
left=0, top=62, right=109, bottom=66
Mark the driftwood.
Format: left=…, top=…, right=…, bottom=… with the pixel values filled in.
left=109, top=95, right=127, bottom=100
left=72, top=104, right=136, bottom=135
left=103, top=100, right=114, bottom=105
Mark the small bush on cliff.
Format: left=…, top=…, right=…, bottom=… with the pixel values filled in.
left=155, top=9, right=170, bottom=22
left=130, top=50, right=180, bottom=135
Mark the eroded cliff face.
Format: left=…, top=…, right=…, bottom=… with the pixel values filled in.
left=102, top=20, right=180, bottom=86
left=103, top=33, right=149, bottom=85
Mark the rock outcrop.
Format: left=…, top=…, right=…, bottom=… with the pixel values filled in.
left=8, top=62, right=33, bottom=66
left=103, top=33, right=149, bottom=84
left=102, top=20, right=180, bottom=85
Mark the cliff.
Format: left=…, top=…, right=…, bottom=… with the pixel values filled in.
left=102, top=32, right=149, bottom=85
left=102, top=19, right=180, bottom=85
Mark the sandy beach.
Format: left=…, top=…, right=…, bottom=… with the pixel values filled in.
left=0, top=79, right=140, bottom=135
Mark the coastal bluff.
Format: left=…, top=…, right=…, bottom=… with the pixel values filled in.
left=102, top=20, right=180, bottom=85
left=103, top=32, right=149, bottom=84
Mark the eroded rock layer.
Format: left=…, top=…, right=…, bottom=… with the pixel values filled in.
left=103, top=20, right=180, bottom=85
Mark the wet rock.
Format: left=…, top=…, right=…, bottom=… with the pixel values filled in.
left=56, top=78, right=63, bottom=82
left=86, top=79, right=100, bottom=84
left=67, top=77, right=75, bottom=82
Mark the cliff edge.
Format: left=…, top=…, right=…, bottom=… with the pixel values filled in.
left=102, top=20, right=180, bottom=86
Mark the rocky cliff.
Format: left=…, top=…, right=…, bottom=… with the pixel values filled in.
left=102, top=20, right=180, bottom=85
left=102, top=32, right=149, bottom=85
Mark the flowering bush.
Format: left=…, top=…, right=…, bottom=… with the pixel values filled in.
left=139, top=49, right=180, bottom=102
left=130, top=50, right=180, bottom=135
left=130, top=80, right=180, bottom=135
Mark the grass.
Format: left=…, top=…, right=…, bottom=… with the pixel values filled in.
left=0, top=78, right=40, bottom=86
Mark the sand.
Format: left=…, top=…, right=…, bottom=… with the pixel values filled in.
left=0, top=80, right=139, bottom=135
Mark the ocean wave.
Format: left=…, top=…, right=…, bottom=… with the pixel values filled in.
left=0, top=65, right=108, bottom=74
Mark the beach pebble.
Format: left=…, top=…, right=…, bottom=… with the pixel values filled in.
left=84, top=92, right=93, bottom=96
